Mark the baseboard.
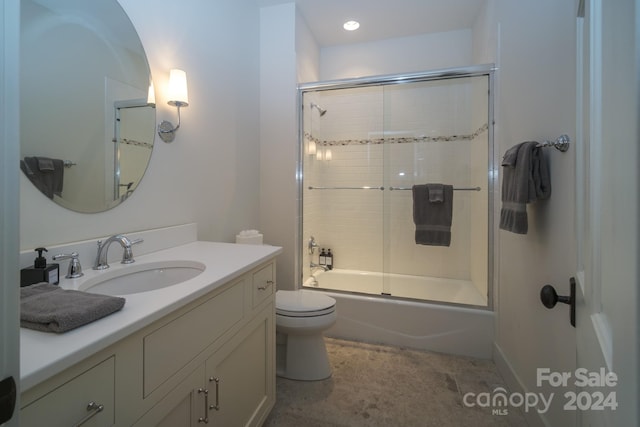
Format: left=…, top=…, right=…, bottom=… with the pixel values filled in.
left=493, top=342, right=549, bottom=427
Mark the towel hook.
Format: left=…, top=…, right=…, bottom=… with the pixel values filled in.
left=537, top=134, right=570, bottom=152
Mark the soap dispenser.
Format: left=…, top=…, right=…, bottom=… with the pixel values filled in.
left=20, top=247, right=60, bottom=286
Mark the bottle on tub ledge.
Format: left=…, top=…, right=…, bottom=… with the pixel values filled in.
left=326, top=249, right=333, bottom=270
left=319, top=248, right=327, bottom=267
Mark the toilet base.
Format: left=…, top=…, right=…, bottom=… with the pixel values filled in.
left=276, top=332, right=332, bottom=381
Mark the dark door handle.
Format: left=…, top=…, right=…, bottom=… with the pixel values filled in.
left=0, top=376, right=16, bottom=424
left=540, top=277, right=576, bottom=327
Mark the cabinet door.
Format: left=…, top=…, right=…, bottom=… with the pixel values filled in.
left=251, top=262, right=274, bottom=308
left=205, top=303, right=274, bottom=427
left=134, top=365, right=206, bottom=427
left=21, top=357, right=115, bottom=427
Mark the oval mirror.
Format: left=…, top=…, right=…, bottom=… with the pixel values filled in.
left=20, top=0, right=155, bottom=213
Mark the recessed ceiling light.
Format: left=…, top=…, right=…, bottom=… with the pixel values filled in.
left=343, top=20, right=360, bottom=31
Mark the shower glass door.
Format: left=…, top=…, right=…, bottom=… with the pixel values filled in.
left=301, top=86, right=386, bottom=296
left=382, top=76, right=490, bottom=306
left=300, top=67, right=493, bottom=308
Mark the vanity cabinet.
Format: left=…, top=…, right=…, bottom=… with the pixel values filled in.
left=205, top=303, right=273, bottom=426
left=20, top=259, right=276, bottom=427
left=21, top=356, right=115, bottom=427
left=136, top=303, right=273, bottom=426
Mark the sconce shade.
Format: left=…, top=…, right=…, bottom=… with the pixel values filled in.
left=167, top=69, right=189, bottom=107
left=147, top=81, right=156, bottom=106
left=158, top=68, right=188, bottom=143
left=325, top=148, right=332, bottom=161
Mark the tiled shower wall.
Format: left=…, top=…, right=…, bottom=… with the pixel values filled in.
left=302, top=76, right=489, bottom=301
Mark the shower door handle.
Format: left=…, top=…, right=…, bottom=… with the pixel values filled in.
left=540, top=277, right=576, bottom=327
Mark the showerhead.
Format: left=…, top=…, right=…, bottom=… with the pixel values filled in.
left=310, top=102, right=327, bottom=116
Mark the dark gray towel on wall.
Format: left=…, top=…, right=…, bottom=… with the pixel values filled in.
left=499, top=141, right=551, bottom=234
left=21, top=156, right=65, bottom=199
left=412, top=184, right=454, bottom=246
left=20, top=282, right=125, bottom=333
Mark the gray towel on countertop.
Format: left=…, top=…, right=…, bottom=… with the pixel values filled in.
left=20, top=282, right=125, bottom=333
left=412, top=183, right=454, bottom=246
left=499, top=141, right=551, bottom=234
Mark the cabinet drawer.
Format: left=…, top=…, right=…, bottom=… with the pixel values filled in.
left=21, top=357, right=115, bottom=427
left=143, top=281, right=245, bottom=397
left=252, top=263, right=274, bottom=308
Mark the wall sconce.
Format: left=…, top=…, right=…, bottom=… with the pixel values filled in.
left=147, top=81, right=156, bottom=106
left=158, top=69, right=189, bottom=143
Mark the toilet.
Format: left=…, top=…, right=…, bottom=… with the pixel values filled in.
left=275, top=290, right=337, bottom=381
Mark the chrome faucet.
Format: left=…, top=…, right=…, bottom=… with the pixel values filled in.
left=93, top=234, right=143, bottom=270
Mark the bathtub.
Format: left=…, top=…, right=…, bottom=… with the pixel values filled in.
left=304, top=269, right=494, bottom=359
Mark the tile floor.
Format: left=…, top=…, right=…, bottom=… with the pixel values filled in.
left=263, top=337, right=528, bottom=427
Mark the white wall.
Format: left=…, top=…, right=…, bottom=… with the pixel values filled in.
left=259, top=3, right=299, bottom=290
left=20, top=0, right=261, bottom=252
left=295, top=9, right=319, bottom=84
left=320, top=29, right=473, bottom=80
left=491, top=1, right=578, bottom=426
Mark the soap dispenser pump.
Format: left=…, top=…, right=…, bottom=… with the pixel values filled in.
left=34, top=247, right=47, bottom=268
left=20, top=247, right=60, bottom=286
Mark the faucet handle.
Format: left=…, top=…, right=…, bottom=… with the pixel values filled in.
left=308, top=236, right=319, bottom=255
left=53, top=252, right=84, bottom=279
left=122, top=238, right=143, bottom=264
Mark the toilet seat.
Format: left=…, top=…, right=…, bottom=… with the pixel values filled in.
left=276, top=290, right=336, bottom=317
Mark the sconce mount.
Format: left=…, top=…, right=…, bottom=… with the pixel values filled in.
left=157, top=101, right=187, bottom=143
left=157, top=69, right=189, bottom=143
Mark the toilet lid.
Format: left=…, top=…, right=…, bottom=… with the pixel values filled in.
left=276, top=290, right=336, bottom=317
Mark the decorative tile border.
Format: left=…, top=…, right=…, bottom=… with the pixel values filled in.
left=120, top=138, right=153, bottom=149
left=305, top=123, right=488, bottom=147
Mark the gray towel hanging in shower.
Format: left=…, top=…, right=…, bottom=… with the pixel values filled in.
left=412, top=184, right=454, bottom=246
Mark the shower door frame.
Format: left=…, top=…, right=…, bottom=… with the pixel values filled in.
left=296, top=64, right=496, bottom=310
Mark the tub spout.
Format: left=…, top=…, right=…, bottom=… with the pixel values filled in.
left=310, top=262, right=328, bottom=274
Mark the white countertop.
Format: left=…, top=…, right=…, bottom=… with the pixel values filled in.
left=20, top=241, right=282, bottom=392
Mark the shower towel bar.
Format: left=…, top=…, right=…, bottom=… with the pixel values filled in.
left=308, top=186, right=481, bottom=191
left=536, top=134, right=570, bottom=152
left=390, top=186, right=481, bottom=191
left=63, top=160, right=76, bottom=168
left=308, top=186, right=384, bottom=190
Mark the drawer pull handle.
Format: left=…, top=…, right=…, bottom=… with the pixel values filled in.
left=258, top=280, right=274, bottom=291
left=209, top=377, right=220, bottom=411
left=73, top=401, right=104, bottom=427
left=197, top=388, right=209, bottom=423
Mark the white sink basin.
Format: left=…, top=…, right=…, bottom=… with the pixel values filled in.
left=81, top=260, right=206, bottom=296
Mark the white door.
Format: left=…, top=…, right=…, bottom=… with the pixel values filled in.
left=1, top=0, right=22, bottom=426
left=574, top=0, right=638, bottom=425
